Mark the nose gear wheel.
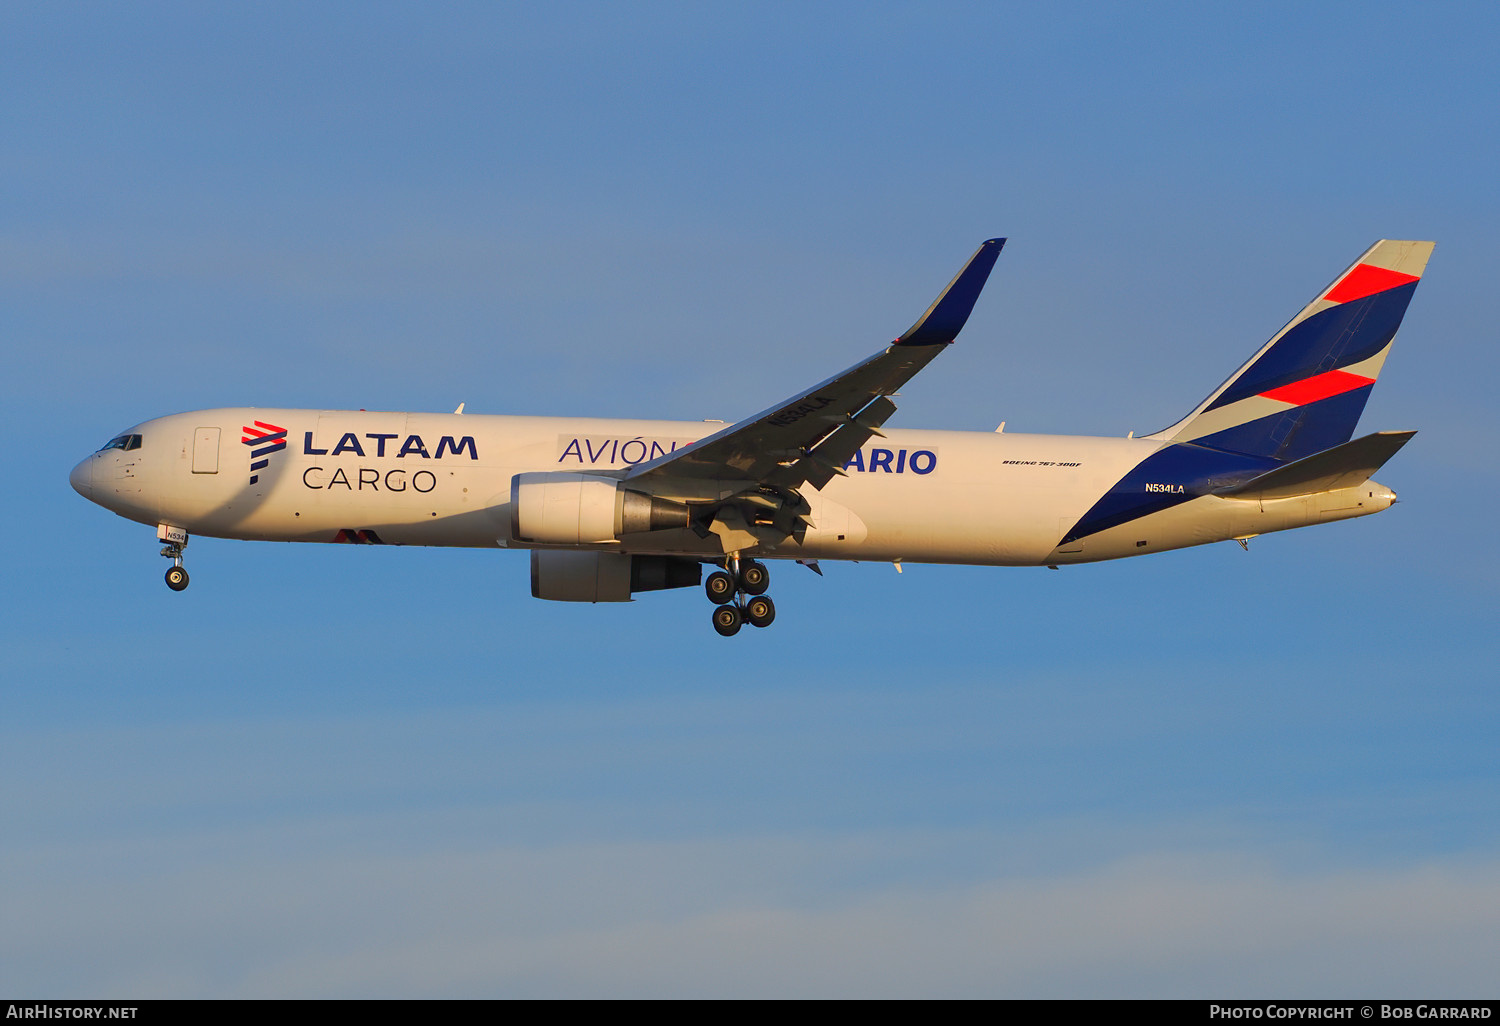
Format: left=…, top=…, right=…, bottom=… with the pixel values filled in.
left=158, top=525, right=190, bottom=591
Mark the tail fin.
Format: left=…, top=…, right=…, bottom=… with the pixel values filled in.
left=1149, top=240, right=1433, bottom=462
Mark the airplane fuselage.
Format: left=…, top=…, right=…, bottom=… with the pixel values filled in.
left=70, top=407, right=1395, bottom=568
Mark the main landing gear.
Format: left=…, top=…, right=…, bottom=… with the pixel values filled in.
left=705, top=556, right=777, bottom=637
left=158, top=523, right=190, bottom=592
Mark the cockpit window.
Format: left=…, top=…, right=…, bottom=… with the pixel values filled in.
left=97, top=434, right=142, bottom=452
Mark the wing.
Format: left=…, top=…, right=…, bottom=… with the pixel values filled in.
left=625, top=238, right=1005, bottom=497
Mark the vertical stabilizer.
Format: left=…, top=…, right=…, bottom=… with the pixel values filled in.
left=1148, top=240, right=1433, bottom=462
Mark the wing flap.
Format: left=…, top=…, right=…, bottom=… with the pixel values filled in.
left=768, top=395, right=898, bottom=490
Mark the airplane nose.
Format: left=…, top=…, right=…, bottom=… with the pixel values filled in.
left=69, top=457, right=93, bottom=498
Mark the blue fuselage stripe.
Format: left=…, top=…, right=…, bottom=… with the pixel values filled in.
left=1062, top=443, right=1277, bottom=544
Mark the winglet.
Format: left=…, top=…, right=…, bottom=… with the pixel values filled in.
left=895, top=238, right=1006, bottom=346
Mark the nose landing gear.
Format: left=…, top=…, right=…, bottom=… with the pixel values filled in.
left=705, top=556, right=776, bottom=636
left=158, top=523, right=190, bottom=592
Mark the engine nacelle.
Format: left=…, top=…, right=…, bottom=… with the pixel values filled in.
left=510, top=472, right=690, bottom=544
left=530, top=550, right=703, bottom=602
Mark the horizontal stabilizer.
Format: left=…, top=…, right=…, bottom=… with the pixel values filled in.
left=1216, top=430, right=1415, bottom=499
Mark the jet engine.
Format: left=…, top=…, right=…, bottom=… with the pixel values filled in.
left=510, top=472, right=692, bottom=545
left=530, top=550, right=702, bottom=602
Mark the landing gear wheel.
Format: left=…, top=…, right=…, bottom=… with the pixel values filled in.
left=744, top=595, right=776, bottom=629
left=739, top=560, right=770, bottom=595
left=165, top=566, right=190, bottom=591
left=712, top=604, right=743, bottom=637
left=705, top=570, right=736, bottom=605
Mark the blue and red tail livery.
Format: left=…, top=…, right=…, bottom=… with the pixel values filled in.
left=1151, top=240, right=1433, bottom=463
left=1064, top=240, right=1432, bottom=546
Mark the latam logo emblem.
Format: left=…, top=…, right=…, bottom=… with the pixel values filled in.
left=242, top=420, right=289, bottom=484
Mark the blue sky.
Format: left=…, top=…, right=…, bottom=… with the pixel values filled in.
left=4, top=1, right=1498, bottom=997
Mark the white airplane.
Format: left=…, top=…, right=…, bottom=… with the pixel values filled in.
left=71, top=237, right=1432, bottom=635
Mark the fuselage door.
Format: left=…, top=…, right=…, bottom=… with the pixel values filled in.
left=192, top=427, right=221, bottom=474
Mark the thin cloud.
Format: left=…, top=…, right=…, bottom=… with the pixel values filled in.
left=6, top=831, right=1498, bottom=997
